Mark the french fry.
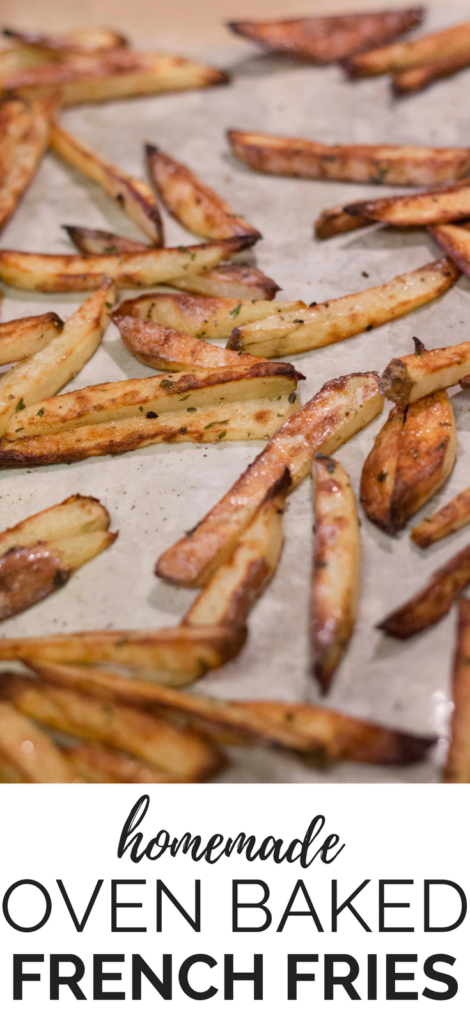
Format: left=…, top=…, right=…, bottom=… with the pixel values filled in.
left=378, top=543, right=470, bottom=638
left=393, top=47, right=470, bottom=95
left=2, top=676, right=221, bottom=781
left=345, top=180, right=470, bottom=227
left=443, top=597, right=470, bottom=783
left=63, top=743, right=182, bottom=783
left=0, top=312, right=63, bottom=364
left=381, top=335, right=470, bottom=405
left=361, top=389, right=456, bottom=534
left=227, top=258, right=458, bottom=358
left=228, top=9, right=424, bottom=64
left=412, top=486, right=470, bottom=549
left=3, top=51, right=229, bottom=106
left=0, top=697, right=77, bottom=782
left=344, top=18, right=470, bottom=77
left=156, top=372, right=383, bottom=587
left=429, top=222, right=470, bottom=280
left=0, top=624, right=247, bottom=686
left=3, top=27, right=128, bottom=55
left=50, top=122, right=164, bottom=245
left=147, top=144, right=259, bottom=240
left=0, top=281, right=115, bottom=436
left=114, top=292, right=306, bottom=338
left=228, top=131, right=470, bottom=187
left=0, top=92, right=60, bottom=235
left=26, top=661, right=434, bottom=767
left=0, top=236, right=255, bottom=292
left=311, top=455, right=360, bottom=692
left=184, top=470, right=289, bottom=627
left=315, top=203, right=376, bottom=240
left=64, top=225, right=148, bottom=255
left=115, top=316, right=267, bottom=371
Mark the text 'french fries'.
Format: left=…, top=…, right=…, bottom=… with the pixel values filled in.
left=444, top=598, right=470, bottom=783
left=228, top=130, right=470, bottom=187
left=378, top=543, right=470, bottom=638
left=345, top=180, right=470, bottom=227
left=312, top=456, right=360, bottom=692
left=343, top=18, right=470, bottom=77
left=0, top=92, right=60, bottom=235
left=114, top=291, right=306, bottom=339
left=227, top=258, right=458, bottom=359
left=412, top=486, right=470, bottom=549
left=50, top=122, right=164, bottom=245
left=0, top=312, right=63, bottom=364
left=381, top=335, right=470, bottom=405
left=156, top=372, right=383, bottom=587
left=430, top=222, right=470, bottom=280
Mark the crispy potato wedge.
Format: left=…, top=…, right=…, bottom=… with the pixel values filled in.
left=228, top=10, right=424, bottom=64
left=3, top=27, right=128, bottom=55
left=345, top=179, right=470, bottom=227
left=50, top=122, right=164, bottom=244
left=0, top=236, right=255, bottom=291
left=26, top=660, right=433, bottom=766
left=393, top=47, right=470, bottom=95
left=314, top=203, right=372, bottom=240
left=147, top=144, right=259, bottom=240
left=64, top=743, right=181, bottom=784
left=156, top=371, right=383, bottom=587
left=0, top=281, right=115, bottom=436
left=228, top=131, right=470, bottom=187
left=444, top=598, right=470, bottom=783
left=114, top=292, right=306, bottom=339
left=378, top=543, right=470, bottom=638
left=381, top=336, right=470, bottom=405
left=0, top=312, right=63, bottom=364
left=184, top=470, right=289, bottom=627
left=0, top=493, right=110, bottom=553
left=227, top=258, right=458, bottom=358
left=115, top=316, right=267, bottom=371
left=361, top=390, right=456, bottom=534
left=412, top=486, right=470, bottom=549
left=0, top=624, right=246, bottom=686
left=344, top=18, right=470, bottom=76
left=2, top=676, right=221, bottom=781
left=4, top=51, right=228, bottom=106
left=64, top=228, right=280, bottom=297
left=0, top=92, right=60, bottom=235
left=429, top=222, right=470, bottom=280
left=311, top=455, right=360, bottom=692
left=0, top=697, right=76, bottom=782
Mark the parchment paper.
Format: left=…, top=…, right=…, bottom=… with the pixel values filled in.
left=1, top=6, right=469, bottom=783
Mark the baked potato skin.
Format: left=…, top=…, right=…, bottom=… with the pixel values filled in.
left=412, top=485, right=470, bottom=548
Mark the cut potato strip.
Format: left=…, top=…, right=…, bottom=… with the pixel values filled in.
left=227, top=258, right=458, bottom=358
left=3, top=27, right=128, bottom=55
left=315, top=203, right=375, bottom=240
left=50, top=122, right=164, bottom=244
left=381, top=336, right=470, bottom=405
left=26, top=661, right=434, bottom=766
left=362, top=390, right=456, bottom=534
left=0, top=237, right=255, bottom=291
left=444, top=598, right=470, bottom=783
left=228, top=9, right=424, bottom=63
left=115, top=317, right=266, bottom=371
left=64, top=225, right=148, bottom=255
left=429, top=222, right=470, bottom=280
left=64, top=743, right=180, bottom=784
left=0, top=282, right=115, bottom=436
left=0, top=92, right=60, bottom=235
left=345, top=180, right=470, bottom=227
left=311, top=456, right=360, bottom=692
left=147, top=144, right=259, bottom=240
left=0, top=624, right=246, bottom=686
left=0, top=698, right=77, bottom=782
left=0, top=312, right=63, bottom=364
left=344, top=18, right=470, bottom=77
left=412, top=486, right=470, bottom=549
left=393, top=47, right=470, bottom=95
left=378, top=542, right=470, bottom=638
left=228, top=131, right=470, bottom=187
left=3, top=51, right=228, bottom=106
left=156, top=372, right=383, bottom=587
left=114, top=292, right=306, bottom=338
left=184, top=470, right=289, bottom=627
left=0, top=494, right=110, bottom=554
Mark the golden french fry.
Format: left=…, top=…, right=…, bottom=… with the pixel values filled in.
left=0, top=281, right=115, bottom=436
left=360, top=405, right=404, bottom=533
left=0, top=92, right=60, bottom=235
left=0, top=236, right=255, bottom=291
left=147, top=144, right=259, bottom=240
left=50, top=122, right=164, bottom=244
left=3, top=51, right=229, bottom=106
left=412, top=486, right=470, bottom=548
left=3, top=26, right=128, bottom=55
left=345, top=180, right=470, bottom=227
left=0, top=312, right=63, bottom=364
left=444, top=598, right=470, bottom=782
left=344, top=18, right=470, bottom=77
left=228, top=130, right=470, bottom=187
left=63, top=743, right=182, bottom=783
left=314, top=203, right=374, bottom=239
left=115, top=316, right=267, bottom=371
left=0, top=696, right=77, bottom=782
left=227, top=258, right=458, bottom=358
left=64, top=225, right=148, bottom=255
left=114, top=291, right=306, bottom=338
left=26, top=661, right=434, bottom=766
left=312, top=455, right=360, bottom=692
left=393, top=47, right=470, bottom=95
left=429, top=222, right=470, bottom=280
left=156, top=371, right=383, bottom=587
left=378, top=543, right=470, bottom=638
left=228, top=9, right=424, bottom=63
left=381, top=335, right=470, bottom=405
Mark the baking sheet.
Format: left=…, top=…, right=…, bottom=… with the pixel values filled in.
left=1, top=5, right=469, bottom=783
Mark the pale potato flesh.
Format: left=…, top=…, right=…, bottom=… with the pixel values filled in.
left=346, top=182, right=470, bottom=227
left=0, top=92, right=60, bottom=234
left=115, top=316, right=265, bottom=372
left=411, top=485, right=470, bottom=549
left=0, top=312, right=63, bottom=365
left=381, top=337, right=470, bottom=405
left=430, top=222, right=470, bottom=280
left=114, top=292, right=306, bottom=338
left=0, top=698, right=76, bottom=782
left=0, top=494, right=110, bottom=556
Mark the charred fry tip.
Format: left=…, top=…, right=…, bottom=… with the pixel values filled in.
left=145, top=142, right=159, bottom=156
left=412, top=336, right=427, bottom=354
